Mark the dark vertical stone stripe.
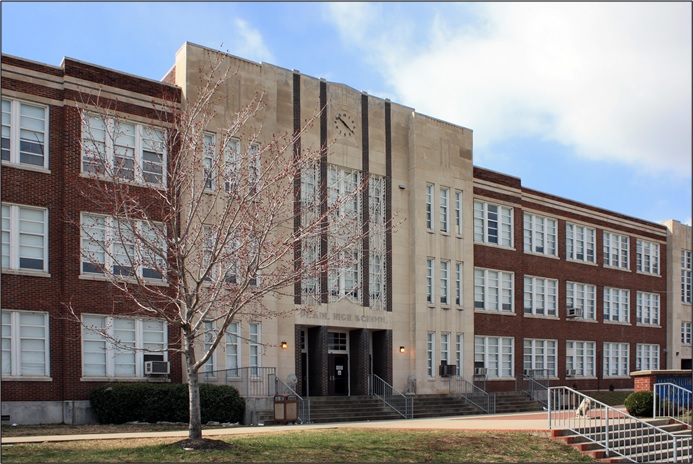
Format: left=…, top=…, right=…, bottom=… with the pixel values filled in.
left=361, top=93, right=370, bottom=307
left=319, top=80, right=329, bottom=304
left=385, top=101, right=393, bottom=312
left=293, top=72, right=302, bottom=304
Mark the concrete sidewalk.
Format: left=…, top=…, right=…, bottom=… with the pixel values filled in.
left=1, top=411, right=553, bottom=445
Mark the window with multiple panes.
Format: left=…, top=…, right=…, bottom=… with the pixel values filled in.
left=566, top=223, right=595, bottom=263
left=82, top=315, right=166, bottom=378
left=523, top=338, right=557, bottom=377
left=636, top=344, right=659, bottom=371
left=425, top=184, right=434, bottom=230
left=427, top=332, right=435, bottom=377
left=523, top=276, right=558, bottom=317
left=636, top=239, right=660, bottom=275
left=455, top=334, right=463, bottom=377
left=474, top=268, right=514, bottom=312
left=604, top=287, right=630, bottom=323
left=475, top=335, right=514, bottom=378
left=440, top=333, right=450, bottom=365
left=1, top=310, right=50, bottom=377
left=636, top=291, right=660, bottom=326
left=203, top=321, right=217, bottom=375
left=682, top=321, right=692, bottom=345
left=523, top=213, right=557, bottom=256
left=440, top=260, right=450, bottom=305
left=566, top=340, right=595, bottom=377
left=81, top=213, right=166, bottom=280
left=369, top=175, right=387, bottom=309
left=455, top=262, right=463, bottom=306
left=2, top=204, right=48, bottom=273
left=603, top=342, right=630, bottom=377
left=223, top=138, right=241, bottom=192
left=603, top=232, right=629, bottom=269
left=81, top=114, right=165, bottom=185
left=566, top=282, right=596, bottom=320
left=454, top=190, right=463, bottom=235
left=2, top=98, right=49, bottom=169
left=202, top=133, right=216, bottom=190
left=426, top=258, right=434, bottom=305
left=474, top=201, right=513, bottom=246
left=249, top=322, right=261, bottom=377
left=682, top=250, right=692, bottom=304
left=225, top=322, right=241, bottom=375
left=439, top=187, right=449, bottom=233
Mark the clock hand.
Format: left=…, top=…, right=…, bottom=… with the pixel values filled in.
left=338, top=117, right=354, bottom=133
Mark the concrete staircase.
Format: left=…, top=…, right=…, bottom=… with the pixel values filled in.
left=411, top=394, right=487, bottom=418
left=494, top=391, right=546, bottom=414
left=307, top=395, right=404, bottom=423
left=551, top=418, right=692, bottom=463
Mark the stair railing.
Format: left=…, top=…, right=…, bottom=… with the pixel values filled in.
left=368, top=374, right=413, bottom=419
left=518, top=369, right=549, bottom=407
left=274, top=377, right=310, bottom=424
left=654, top=382, right=692, bottom=426
left=548, top=386, right=691, bottom=463
left=449, top=376, right=496, bottom=414
left=202, top=366, right=276, bottom=397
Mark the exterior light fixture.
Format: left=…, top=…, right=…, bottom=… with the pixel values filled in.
left=281, top=341, right=288, bottom=349
left=399, top=346, right=405, bottom=353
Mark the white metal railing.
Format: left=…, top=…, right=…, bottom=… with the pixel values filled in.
left=449, top=376, right=496, bottom=414
left=275, top=377, right=310, bottom=424
left=202, top=367, right=277, bottom=397
left=518, top=369, right=550, bottom=406
left=654, top=382, right=692, bottom=426
left=368, top=374, right=413, bottom=419
left=548, top=386, right=691, bottom=463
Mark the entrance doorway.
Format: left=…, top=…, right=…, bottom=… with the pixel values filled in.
left=328, top=354, right=349, bottom=395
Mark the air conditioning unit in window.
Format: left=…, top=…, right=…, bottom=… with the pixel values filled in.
left=439, top=364, right=457, bottom=377
left=474, top=367, right=488, bottom=377
left=145, top=361, right=170, bottom=375
left=566, top=369, right=577, bottom=377
left=566, top=307, right=583, bottom=319
left=523, top=369, right=534, bottom=377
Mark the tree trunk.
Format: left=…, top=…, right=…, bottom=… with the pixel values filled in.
left=188, top=369, right=202, bottom=440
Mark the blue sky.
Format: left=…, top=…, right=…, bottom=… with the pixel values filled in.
left=3, top=2, right=691, bottom=225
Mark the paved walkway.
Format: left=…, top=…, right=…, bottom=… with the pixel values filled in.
left=1, top=411, right=554, bottom=444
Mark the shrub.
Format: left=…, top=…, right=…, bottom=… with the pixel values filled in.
left=90, top=383, right=244, bottom=424
left=624, top=391, right=653, bottom=417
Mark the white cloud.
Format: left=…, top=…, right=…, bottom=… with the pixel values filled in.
left=324, top=2, right=692, bottom=178
left=230, top=18, right=274, bottom=64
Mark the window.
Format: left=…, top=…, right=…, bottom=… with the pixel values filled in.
left=81, top=114, right=165, bottom=186
left=2, top=204, right=48, bottom=273
left=425, top=184, right=434, bottom=230
left=636, top=239, right=660, bottom=275
left=426, top=258, right=434, bottom=304
left=474, top=268, right=514, bottom=312
left=203, top=133, right=216, bottom=190
left=328, top=250, right=359, bottom=301
left=604, top=287, right=630, bottom=323
left=603, top=232, right=630, bottom=269
left=603, top=342, right=629, bottom=377
left=223, top=138, right=241, bottom=192
left=455, top=334, right=463, bottom=377
left=523, top=213, right=557, bottom=256
left=82, top=315, right=166, bottom=378
left=682, top=250, right=691, bottom=304
left=474, top=201, right=513, bottom=246
left=455, top=262, right=463, bottom=306
left=369, top=175, right=387, bottom=309
left=566, top=282, right=596, bottom=320
left=636, top=344, right=659, bottom=371
left=81, top=213, right=166, bottom=280
left=523, top=338, right=557, bottom=377
left=203, top=321, right=217, bottom=375
left=439, top=187, right=449, bottom=233
left=566, top=340, right=595, bottom=377
left=249, top=322, right=261, bottom=377
left=440, top=260, right=450, bottom=305
left=225, top=322, right=241, bottom=375
left=328, top=332, right=347, bottom=351
left=636, top=291, right=660, bottom=326
left=475, top=335, right=514, bottom=378
left=427, top=332, right=435, bottom=377
left=1, top=310, right=49, bottom=377
left=2, top=98, right=49, bottom=169
left=566, top=223, right=595, bottom=263
left=441, top=333, right=450, bottom=365
left=682, top=321, right=692, bottom=345
left=248, top=142, right=261, bottom=194
left=454, top=190, right=463, bottom=235
left=524, top=276, right=558, bottom=317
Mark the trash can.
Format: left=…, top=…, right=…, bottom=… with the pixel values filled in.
left=274, top=394, right=298, bottom=423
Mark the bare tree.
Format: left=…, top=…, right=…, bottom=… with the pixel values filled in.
left=66, top=50, right=377, bottom=443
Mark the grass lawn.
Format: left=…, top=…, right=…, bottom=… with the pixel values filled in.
left=1, top=429, right=595, bottom=462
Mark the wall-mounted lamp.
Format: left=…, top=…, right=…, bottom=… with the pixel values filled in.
left=280, top=341, right=288, bottom=349
left=399, top=346, right=406, bottom=353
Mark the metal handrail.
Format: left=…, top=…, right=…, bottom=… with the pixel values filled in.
left=654, top=382, right=692, bottom=426
left=449, top=376, right=496, bottom=414
left=548, top=386, right=691, bottom=463
left=519, top=372, right=550, bottom=407
left=202, top=366, right=276, bottom=397
left=368, top=374, right=413, bottom=419
left=275, top=377, right=310, bottom=424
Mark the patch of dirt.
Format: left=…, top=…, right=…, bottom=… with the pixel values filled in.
left=169, top=438, right=234, bottom=451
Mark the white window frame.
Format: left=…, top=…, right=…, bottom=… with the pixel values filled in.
left=682, top=250, right=692, bottom=304
left=682, top=321, right=692, bottom=345
left=636, top=291, right=660, bottom=326
left=475, top=335, right=514, bottom=379
left=225, top=321, right=241, bottom=376
left=523, top=213, right=557, bottom=256
left=455, top=262, right=463, bottom=306
left=440, top=333, right=451, bottom=367
left=455, top=334, right=463, bottom=377
left=203, top=132, right=216, bottom=191
left=2, top=98, right=49, bottom=169
left=454, top=190, right=463, bottom=236
left=81, top=314, right=167, bottom=379
left=426, top=258, right=435, bottom=305
left=203, top=321, right=217, bottom=376
left=474, top=200, right=513, bottom=247
left=635, top=344, right=660, bottom=371
left=566, top=223, right=595, bottom=263
left=474, top=268, right=514, bottom=313
left=2, top=203, right=48, bottom=273
left=427, top=332, right=435, bottom=377
left=523, top=338, right=557, bottom=377
left=81, top=114, right=166, bottom=186
left=440, top=260, right=450, bottom=306
left=566, top=340, right=596, bottom=377
left=249, top=322, right=261, bottom=377
left=223, top=138, right=241, bottom=193
left=439, top=187, right=449, bottom=233
left=603, top=231, right=630, bottom=270
left=636, top=239, right=660, bottom=275
left=603, top=342, right=630, bottom=377
left=1, top=309, right=50, bottom=378
left=566, top=281, right=596, bottom=320
left=425, top=183, right=434, bottom=231
left=523, top=276, right=558, bottom=317
left=604, top=287, right=630, bottom=323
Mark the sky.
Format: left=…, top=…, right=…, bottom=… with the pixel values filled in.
left=2, top=2, right=691, bottom=225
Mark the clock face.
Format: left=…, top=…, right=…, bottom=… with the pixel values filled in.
left=334, top=112, right=356, bottom=137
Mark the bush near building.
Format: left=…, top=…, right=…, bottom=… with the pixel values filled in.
left=624, top=391, right=654, bottom=417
